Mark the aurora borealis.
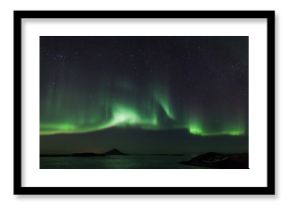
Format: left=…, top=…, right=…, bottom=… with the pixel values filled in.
left=40, top=36, right=248, bottom=154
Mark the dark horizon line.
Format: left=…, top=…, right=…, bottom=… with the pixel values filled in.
left=40, top=151, right=249, bottom=157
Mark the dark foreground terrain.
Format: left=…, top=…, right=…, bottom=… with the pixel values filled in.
left=181, top=152, right=248, bottom=169
left=40, top=149, right=248, bottom=169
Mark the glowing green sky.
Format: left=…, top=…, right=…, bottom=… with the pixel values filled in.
left=40, top=82, right=245, bottom=136
left=40, top=36, right=248, bottom=138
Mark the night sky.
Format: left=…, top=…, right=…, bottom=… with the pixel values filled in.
left=40, top=36, right=248, bottom=154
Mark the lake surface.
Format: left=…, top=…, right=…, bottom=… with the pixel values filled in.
left=40, top=155, right=205, bottom=169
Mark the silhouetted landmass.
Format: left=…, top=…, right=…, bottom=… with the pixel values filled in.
left=71, top=152, right=104, bottom=157
left=40, top=153, right=103, bottom=157
left=181, top=152, right=248, bottom=169
left=41, top=148, right=125, bottom=157
left=103, top=148, right=126, bottom=155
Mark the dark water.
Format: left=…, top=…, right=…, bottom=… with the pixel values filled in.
left=40, top=155, right=205, bottom=169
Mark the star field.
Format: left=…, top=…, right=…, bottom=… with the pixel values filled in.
left=40, top=36, right=248, bottom=138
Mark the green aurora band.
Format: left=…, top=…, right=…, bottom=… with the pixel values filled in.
left=40, top=37, right=247, bottom=138
left=40, top=79, right=246, bottom=137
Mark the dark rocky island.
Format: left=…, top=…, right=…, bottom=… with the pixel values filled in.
left=103, top=148, right=126, bottom=155
left=71, top=152, right=104, bottom=157
left=181, top=152, right=248, bottom=169
left=41, top=148, right=126, bottom=157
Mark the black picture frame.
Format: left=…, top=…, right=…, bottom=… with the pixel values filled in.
left=14, top=10, right=275, bottom=195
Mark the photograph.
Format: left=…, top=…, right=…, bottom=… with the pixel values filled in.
left=40, top=36, right=249, bottom=169
left=14, top=10, right=274, bottom=194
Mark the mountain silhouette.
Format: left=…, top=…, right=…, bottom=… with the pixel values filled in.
left=103, top=148, right=125, bottom=155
